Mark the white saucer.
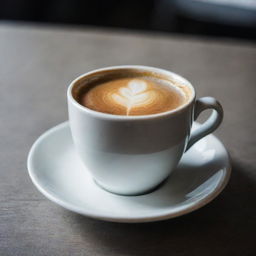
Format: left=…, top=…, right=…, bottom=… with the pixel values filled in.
left=27, top=122, right=231, bottom=223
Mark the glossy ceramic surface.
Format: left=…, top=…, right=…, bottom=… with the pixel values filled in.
left=68, top=65, right=223, bottom=195
left=27, top=122, right=231, bottom=223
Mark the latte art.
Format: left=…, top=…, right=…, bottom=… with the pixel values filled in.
left=112, top=80, right=158, bottom=115
left=78, top=77, right=186, bottom=116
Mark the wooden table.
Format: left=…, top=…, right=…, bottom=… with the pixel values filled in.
left=0, top=23, right=255, bottom=256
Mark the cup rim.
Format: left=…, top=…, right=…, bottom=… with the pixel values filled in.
left=67, top=65, right=196, bottom=120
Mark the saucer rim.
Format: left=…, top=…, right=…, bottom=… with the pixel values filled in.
left=27, top=121, right=232, bottom=223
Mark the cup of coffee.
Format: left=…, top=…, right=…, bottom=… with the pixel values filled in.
left=67, top=65, right=223, bottom=195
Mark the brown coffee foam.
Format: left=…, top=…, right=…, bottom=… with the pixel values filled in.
left=73, top=69, right=192, bottom=116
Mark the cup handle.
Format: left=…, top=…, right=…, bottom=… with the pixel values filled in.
left=185, top=97, right=223, bottom=151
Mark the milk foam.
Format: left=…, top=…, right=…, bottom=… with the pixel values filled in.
left=79, top=77, right=187, bottom=116
left=112, top=80, right=158, bottom=115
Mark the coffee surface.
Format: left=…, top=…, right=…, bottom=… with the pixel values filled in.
left=78, top=77, right=187, bottom=116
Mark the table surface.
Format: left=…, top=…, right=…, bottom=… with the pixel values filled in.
left=0, top=23, right=256, bottom=256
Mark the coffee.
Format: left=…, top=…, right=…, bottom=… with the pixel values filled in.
left=68, top=66, right=223, bottom=195
left=75, top=73, right=190, bottom=116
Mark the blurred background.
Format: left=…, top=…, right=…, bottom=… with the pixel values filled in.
left=1, top=0, right=256, bottom=40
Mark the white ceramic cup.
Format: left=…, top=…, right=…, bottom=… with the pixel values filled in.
left=67, top=65, right=223, bottom=195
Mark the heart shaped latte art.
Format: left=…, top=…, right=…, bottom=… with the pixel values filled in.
left=112, top=79, right=156, bottom=115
